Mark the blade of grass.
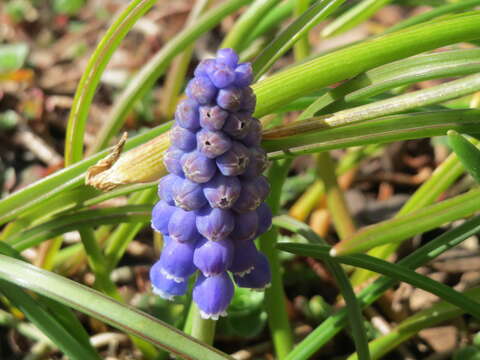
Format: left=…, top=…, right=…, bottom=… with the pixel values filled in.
left=0, top=255, right=233, bottom=360
left=65, top=0, right=158, bottom=165
left=347, top=287, right=480, bottom=360
left=300, top=48, right=480, bottom=119
left=333, top=187, right=480, bottom=256
left=276, top=215, right=480, bottom=360
left=293, top=0, right=311, bottom=60
left=263, top=110, right=480, bottom=159
left=221, top=0, right=280, bottom=51
left=253, top=0, right=346, bottom=79
left=253, top=12, right=480, bottom=117
left=92, top=0, right=251, bottom=153
left=5, top=205, right=151, bottom=251
left=0, top=280, right=101, bottom=360
left=280, top=242, right=480, bottom=319
left=448, top=130, right=480, bottom=183
left=387, top=0, right=480, bottom=33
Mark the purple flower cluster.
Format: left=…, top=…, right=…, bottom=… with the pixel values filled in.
left=150, top=49, right=272, bottom=320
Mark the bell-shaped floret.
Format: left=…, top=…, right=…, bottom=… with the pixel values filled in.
left=197, top=129, right=232, bottom=159
left=186, top=76, right=217, bottom=105
left=216, top=141, right=250, bottom=176
left=209, top=63, right=236, bottom=88
left=242, top=147, right=268, bottom=178
left=196, top=207, right=234, bottom=241
left=170, top=125, right=197, bottom=152
left=159, top=238, right=197, bottom=283
left=193, top=238, right=233, bottom=277
left=193, top=272, right=234, bottom=320
left=175, top=99, right=200, bottom=130
left=230, top=210, right=258, bottom=241
left=256, top=202, right=273, bottom=236
left=172, top=176, right=207, bottom=211
left=223, top=112, right=251, bottom=139
left=150, top=260, right=188, bottom=300
left=199, top=105, right=228, bottom=131
left=168, top=207, right=200, bottom=243
left=216, top=48, right=239, bottom=69
left=216, top=86, right=243, bottom=111
left=203, top=174, right=241, bottom=209
left=233, top=176, right=270, bottom=213
left=158, top=174, right=181, bottom=205
left=163, top=147, right=185, bottom=176
left=181, top=151, right=217, bottom=183
left=234, top=63, right=253, bottom=87
left=228, top=239, right=258, bottom=276
left=151, top=200, right=176, bottom=234
left=234, top=252, right=271, bottom=290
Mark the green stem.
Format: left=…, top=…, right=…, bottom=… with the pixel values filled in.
left=293, top=0, right=311, bottom=60
left=191, top=305, right=217, bottom=346
left=259, top=159, right=294, bottom=359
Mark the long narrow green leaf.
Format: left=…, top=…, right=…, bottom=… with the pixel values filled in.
left=253, top=12, right=480, bottom=117
left=0, top=281, right=101, bottom=360
left=93, top=0, right=251, bottom=153
left=348, top=287, right=480, bottom=360
left=5, top=205, right=151, bottom=251
left=321, top=0, right=390, bottom=38
left=387, top=0, right=480, bottom=33
left=253, top=0, right=346, bottom=78
left=448, top=130, right=480, bottom=183
left=300, top=49, right=480, bottom=119
left=279, top=242, right=480, bottom=319
left=276, top=215, right=480, bottom=360
left=263, top=110, right=480, bottom=159
left=0, top=255, right=232, bottom=360
left=65, top=0, right=157, bottom=165
left=0, top=122, right=169, bottom=226
left=333, top=188, right=480, bottom=255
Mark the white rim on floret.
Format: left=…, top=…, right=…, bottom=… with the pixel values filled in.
left=233, top=266, right=255, bottom=277
left=251, top=283, right=271, bottom=292
left=199, top=309, right=228, bottom=321
left=152, top=285, right=175, bottom=301
left=160, top=268, right=185, bottom=283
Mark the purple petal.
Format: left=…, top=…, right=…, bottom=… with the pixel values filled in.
left=163, top=147, right=185, bottom=176
left=209, top=63, right=235, bottom=88
left=186, top=76, right=217, bottom=105
left=193, top=272, right=234, bottom=320
left=194, top=59, right=216, bottom=78
left=159, top=238, right=197, bottom=282
left=158, top=174, right=181, bottom=205
left=196, top=207, right=234, bottom=241
left=228, top=239, right=258, bottom=275
left=216, top=86, right=243, bottom=111
left=193, top=238, right=233, bottom=277
left=230, top=210, right=258, bottom=241
left=150, top=259, right=188, bottom=300
left=216, top=141, right=250, bottom=176
left=151, top=200, right=176, bottom=234
left=203, top=174, right=241, bottom=209
left=170, top=125, right=197, bottom=152
left=197, top=129, right=232, bottom=159
left=234, top=63, right=253, bottom=87
left=181, top=151, right=217, bottom=183
left=174, top=99, right=200, bottom=130
left=234, top=252, right=271, bottom=290
left=199, top=105, right=229, bottom=131
left=168, top=207, right=200, bottom=243
left=172, top=176, right=207, bottom=211
left=216, top=48, right=239, bottom=69
left=256, top=202, right=273, bottom=236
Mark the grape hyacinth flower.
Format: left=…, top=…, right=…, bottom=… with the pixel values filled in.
left=150, top=48, right=272, bottom=320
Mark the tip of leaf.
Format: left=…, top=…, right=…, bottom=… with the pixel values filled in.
left=329, top=248, right=337, bottom=257
left=447, top=129, right=458, bottom=137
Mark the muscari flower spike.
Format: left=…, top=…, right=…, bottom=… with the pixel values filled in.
left=150, top=48, right=272, bottom=320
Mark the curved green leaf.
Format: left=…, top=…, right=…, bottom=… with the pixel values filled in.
left=0, top=255, right=232, bottom=360
left=448, top=130, right=480, bottom=183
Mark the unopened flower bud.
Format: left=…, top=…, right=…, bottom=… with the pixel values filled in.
left=172, top=177, right=207, bottom=211
left=151, top=200, right=176, bottom=234
left=196, top=207, right=234, bottom=241
left=199, top=105, right=229, bottom=131
left=186, top=76, right=218, bottom=105
left=182, top=151, right=217, bottom=183
left=168, top=207, right=200, bottom=243
left=216, top=141, right=250, bottom=176
left=203, top=174, right=241, bottom=209
left=175, top=99, right=200, bottom=130
left=197, top=129, right=232, bottom=159
left=217, top=86, right=243, bottom=111
left=230, top=210, right=258, bottom=241
left=170, top=125, right=197, bottom=152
